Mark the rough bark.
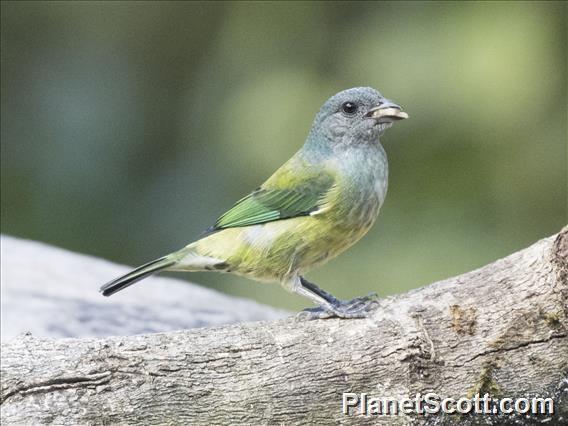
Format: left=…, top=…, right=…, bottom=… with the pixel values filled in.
left=1, top=229, right=567, bottom=425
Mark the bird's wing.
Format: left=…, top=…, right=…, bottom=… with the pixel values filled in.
left=206, top=168, right=336, bottom=233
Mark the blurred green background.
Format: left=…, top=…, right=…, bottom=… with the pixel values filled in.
left=1, top=1, right=566, bottom=311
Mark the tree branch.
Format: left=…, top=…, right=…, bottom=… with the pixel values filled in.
left=1, top=228, right=567, bottom=425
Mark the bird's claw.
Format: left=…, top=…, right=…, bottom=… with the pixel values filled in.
left=296, top=293, right=380, bottom=320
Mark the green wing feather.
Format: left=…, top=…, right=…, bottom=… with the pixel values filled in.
left=208, top=168, right=336, bottom=232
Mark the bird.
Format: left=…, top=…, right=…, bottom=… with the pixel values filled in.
left=100, top=87, right=408, bottom=319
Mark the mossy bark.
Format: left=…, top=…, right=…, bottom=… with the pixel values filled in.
left=1, top=228, right=567, bottom=425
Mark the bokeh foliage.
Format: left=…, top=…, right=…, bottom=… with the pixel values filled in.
left=2, top=1, right=566, bottom=310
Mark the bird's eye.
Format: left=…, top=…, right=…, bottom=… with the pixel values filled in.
left=341, top=102, right=358, bottom=116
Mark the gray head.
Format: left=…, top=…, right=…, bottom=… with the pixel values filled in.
left=310, top=87, right=408, bottom=145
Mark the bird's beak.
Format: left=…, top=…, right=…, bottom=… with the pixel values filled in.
left=367, top=100, right=409, bottom=123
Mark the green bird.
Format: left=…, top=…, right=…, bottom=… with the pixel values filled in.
left=101, top=87, right=408, bottom=319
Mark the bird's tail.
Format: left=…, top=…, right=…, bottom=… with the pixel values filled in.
left=100, top=255, right=176, bottom=297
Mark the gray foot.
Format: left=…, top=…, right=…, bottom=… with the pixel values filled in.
left=296, top=293, right=379, bottom=320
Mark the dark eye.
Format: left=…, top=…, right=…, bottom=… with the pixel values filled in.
left=341, top=101, right=358, bottom=115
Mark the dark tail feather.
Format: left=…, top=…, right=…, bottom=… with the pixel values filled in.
left=100, top=256, right=175, bottom=297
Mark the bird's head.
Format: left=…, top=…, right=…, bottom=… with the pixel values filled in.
left=312, top=87, right=408, bottom=145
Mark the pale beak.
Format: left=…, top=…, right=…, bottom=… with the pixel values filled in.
left=367, top=100, right=409, bottom=123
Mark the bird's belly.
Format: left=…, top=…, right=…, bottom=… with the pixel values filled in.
left=297, top=199, right=381, bottom=271
left=193, top=196, right=381, bottom=282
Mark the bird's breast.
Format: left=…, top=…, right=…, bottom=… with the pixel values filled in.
left=333, top=143, right=388, bottom=225
left=301, top=143, right=388, bottom=271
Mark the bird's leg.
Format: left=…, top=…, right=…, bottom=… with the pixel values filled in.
left=294, top=276, right=379, bottom=320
